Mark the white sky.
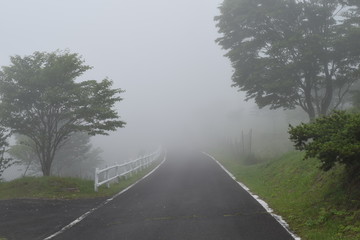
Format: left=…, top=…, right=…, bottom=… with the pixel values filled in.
left=0, top=0, right=251, bottom=163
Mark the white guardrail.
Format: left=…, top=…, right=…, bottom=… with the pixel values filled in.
left=94, top=147, right=162, bottom=192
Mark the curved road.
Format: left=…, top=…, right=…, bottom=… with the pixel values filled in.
left=50, top=151, right=295, bottom=240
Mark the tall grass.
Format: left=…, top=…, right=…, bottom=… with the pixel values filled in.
left=215, top=151, right=360, bottom=240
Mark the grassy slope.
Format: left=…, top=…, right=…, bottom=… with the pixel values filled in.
left=215, top=151, right=360, bottom=240
left=0, top=161, right=161, bottom=200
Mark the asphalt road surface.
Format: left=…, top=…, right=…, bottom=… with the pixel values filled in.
left=50, top=151, right=295, bottom=240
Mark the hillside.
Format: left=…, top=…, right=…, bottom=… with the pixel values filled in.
left=216, top=151, right=360, bottom=240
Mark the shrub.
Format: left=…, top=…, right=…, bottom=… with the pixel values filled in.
left=289, top=111, right=360, bottom=181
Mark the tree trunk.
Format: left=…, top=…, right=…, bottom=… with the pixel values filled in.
left=304, top=80, right=316, bottom=122
left=321, top=68, right=333, bottom=116
left=41, top=161, right=52, bottom=176
left=39, top=145, right=56, bottom=176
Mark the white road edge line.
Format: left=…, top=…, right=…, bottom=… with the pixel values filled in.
left=43, top=153, right=167, bottom=240
left=202, top=152, right=301, bottom=240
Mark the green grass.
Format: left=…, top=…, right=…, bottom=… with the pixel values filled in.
left=0, top=161, right=161, bottom=200
left=214, top=150, right=360, bottom=240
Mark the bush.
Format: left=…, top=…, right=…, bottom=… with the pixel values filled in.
left=289, top=111, right=360, bottom=180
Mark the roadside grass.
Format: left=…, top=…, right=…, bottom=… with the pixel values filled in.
left=0, top=160, right=162, bottom=200
left=214, top=150, right=360, bottom=240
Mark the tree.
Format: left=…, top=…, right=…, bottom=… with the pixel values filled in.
left=0, top=127, right=13, bottom=180
left=51, top=132, right=103, bottom=178
left=215, top=0, right=360, bottom=121
left=0, top=50, right=125, bottom=176
left=9, top=133, right=103, bottom=178
left=8, top=135, right=38, bottom=177
left=289, top=111, right=360, bottom=180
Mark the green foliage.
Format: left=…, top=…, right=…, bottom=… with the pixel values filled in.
left=215, top=0, right=360, bottom=121
left=0, top=50, right=125, bottom=176
left=215, top=151, right=360, bottom=239
left=289, top=111, right=360, bottom=180
left=51, top=133, right=103, bottom=178
left=9, top=133, right=103, bottom=178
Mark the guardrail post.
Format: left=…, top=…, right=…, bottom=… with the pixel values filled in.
left=116, top=162, right=119, bottom=182
left=129, top=161, right=132, bottom=177
left=124, top=163, right=128, bottom=180
left=105, top=166, right=110, bottom=188
left=94, top=168, right=99, bottom=192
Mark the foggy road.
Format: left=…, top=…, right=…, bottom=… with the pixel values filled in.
left=50, top=151, right=295, bottom=240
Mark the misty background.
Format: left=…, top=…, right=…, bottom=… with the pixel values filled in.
left=0, top=0, right=302, bottom=179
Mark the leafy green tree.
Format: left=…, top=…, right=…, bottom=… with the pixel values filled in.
left=0, top=50, right=125, bottom=176
left=52, top=132, right=103, bottom=178
left=215, top=0, right=360, bottom=121
left=9, top=133, right=103, bottom=178
left=0, top=127, right=13, bottom=180
left=289, top=111, right=360, bottom=179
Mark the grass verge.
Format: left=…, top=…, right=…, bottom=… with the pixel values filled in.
left=214, top=150, right=360, bottom=240
left=0, top=160, right=162, bottom=200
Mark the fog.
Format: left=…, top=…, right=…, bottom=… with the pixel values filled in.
left=0, top=0, right=301, bottom=176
